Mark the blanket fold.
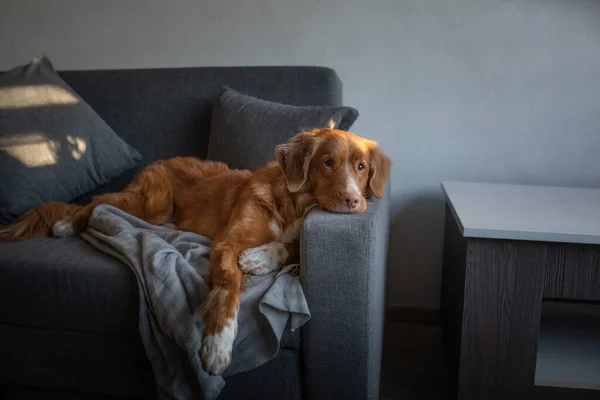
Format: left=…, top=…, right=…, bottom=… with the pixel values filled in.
left=81, top=204, right=310, bottom=400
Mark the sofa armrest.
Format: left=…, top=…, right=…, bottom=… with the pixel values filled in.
left=300, top=184, right=390, bottom=400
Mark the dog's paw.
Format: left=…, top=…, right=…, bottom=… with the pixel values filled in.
left=200, top=317, right=237, bottom=376
left=52, top=220, right=75, bottom=238
left=238, top=242, right=288, bottom=275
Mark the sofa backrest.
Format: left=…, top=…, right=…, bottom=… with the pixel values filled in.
left=59, top=66, right=343, bottom=202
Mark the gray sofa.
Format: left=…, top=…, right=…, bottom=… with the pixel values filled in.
left=0, top=66, right=389, bottom=400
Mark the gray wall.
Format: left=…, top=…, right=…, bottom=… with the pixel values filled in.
left=2, top=0, right=600, bottom=309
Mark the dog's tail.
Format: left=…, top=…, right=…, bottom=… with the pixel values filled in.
left=0, top=202, right=83, bottom=242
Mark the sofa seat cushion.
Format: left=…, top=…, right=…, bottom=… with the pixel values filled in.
left=0, top=236, right=300, bottom=348
left=0, top=236, right=139, bottom=335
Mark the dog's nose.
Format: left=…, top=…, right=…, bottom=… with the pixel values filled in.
left=344, top=193, right=361, bottom=210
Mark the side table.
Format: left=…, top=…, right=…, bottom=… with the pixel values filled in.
left=440, top=181, right=600, bottom=400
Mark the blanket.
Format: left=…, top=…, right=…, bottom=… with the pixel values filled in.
left=81, top=204, right=311, bottom=400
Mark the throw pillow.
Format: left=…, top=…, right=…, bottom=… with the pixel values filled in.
left=207, top=87, right=359, bottom=170
left=0, top=55, right=141, bottom=224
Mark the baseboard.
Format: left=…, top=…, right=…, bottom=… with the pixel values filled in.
left=386, top=306, right=440, bottom=325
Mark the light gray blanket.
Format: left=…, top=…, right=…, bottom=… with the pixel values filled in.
left=81, top=204, right=310, bottom=400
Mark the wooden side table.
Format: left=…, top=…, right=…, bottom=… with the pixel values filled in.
left=440, top=181, right=600, bottom=400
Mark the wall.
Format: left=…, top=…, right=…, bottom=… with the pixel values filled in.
left=2, top=0, right=600, bottom=309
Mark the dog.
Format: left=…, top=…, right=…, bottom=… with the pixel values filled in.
left=0, top=127, right=391, bottom=375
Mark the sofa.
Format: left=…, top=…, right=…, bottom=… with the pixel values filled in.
left=0, top=66, right=390, bottom=400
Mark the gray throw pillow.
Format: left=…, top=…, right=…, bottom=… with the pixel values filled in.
left=207, top=87, right=359, bottom=170
left=0, top=55, right=141, bottom=224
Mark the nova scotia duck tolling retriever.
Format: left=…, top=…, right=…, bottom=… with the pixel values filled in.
left=0, top=127, right=391, bottom=375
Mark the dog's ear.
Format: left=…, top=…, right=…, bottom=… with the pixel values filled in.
left=367, top=145, right=391, bottom=198
left=275, top=132, right=319, bottom=193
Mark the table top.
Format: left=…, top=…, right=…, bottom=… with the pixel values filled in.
left=441, top=181, right=600, bottom=245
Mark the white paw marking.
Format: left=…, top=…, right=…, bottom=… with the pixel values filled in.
left=52, top=220, right=75, bottom=237
left=239, top=242, right=288, bottom=275
left=200, top=315, right=237, bottom=376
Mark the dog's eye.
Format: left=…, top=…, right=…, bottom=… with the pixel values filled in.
left=324, top=159, right=334, bottom=168
left=358, top=163, right=365, bottom=171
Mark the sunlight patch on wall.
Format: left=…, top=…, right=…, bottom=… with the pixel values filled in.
left=0, top=85, right=79, bottom=109
left=0, top=133, right=59, bottom=167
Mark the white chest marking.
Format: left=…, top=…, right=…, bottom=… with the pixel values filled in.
left=270, top=218, right=302, bottom=243
left=269, top=220, right=283, bottom=240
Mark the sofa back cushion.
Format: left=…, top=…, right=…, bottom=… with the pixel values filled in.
left=208, top=87, right=358, bottom=171
left=59, top=66, right=345, bottom=202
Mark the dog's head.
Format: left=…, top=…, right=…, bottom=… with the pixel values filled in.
left=275, top=128, right=391, bottom=214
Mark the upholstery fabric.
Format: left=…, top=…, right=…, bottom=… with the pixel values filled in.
left=300, top=180, right=391, bottom=400
left=219, top=349, right=302, bottom=400
left=207, top=87, right=359, bottom=170
left=0, top=323, right=301, bottom=400
left=0, top=323, right=156, bottom=399
left=0, top=55, right=141, bottom=224
left=0, top=236, right=139, bottom=335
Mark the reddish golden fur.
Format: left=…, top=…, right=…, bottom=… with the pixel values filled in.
left=0, top=128, right=391, bottom=374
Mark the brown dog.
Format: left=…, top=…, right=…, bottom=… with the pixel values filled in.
left=0, top=127, right=391, bottom=375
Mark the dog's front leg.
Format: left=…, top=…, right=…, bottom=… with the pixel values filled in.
left=200, top=239, right=297, bottom=375
left=200, top=241, right=243, bottom=375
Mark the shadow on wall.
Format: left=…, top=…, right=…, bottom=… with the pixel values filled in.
left=386, top=191, right=447, bottom=310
